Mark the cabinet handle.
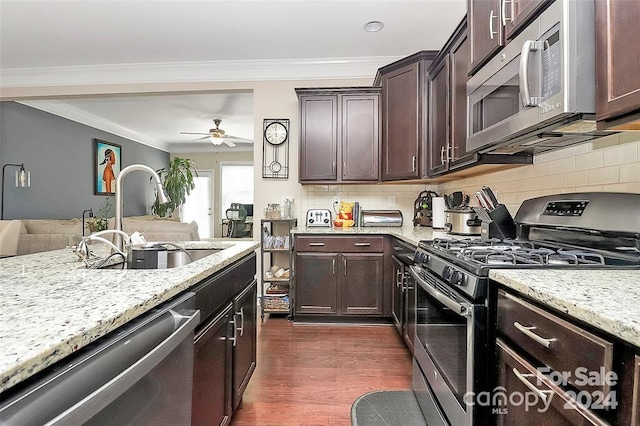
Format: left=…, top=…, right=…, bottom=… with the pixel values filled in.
left=411, top=155, right=417, bottom=172
left=332, top=161, right=336, bottom=175
left=489, top=9, right=498, bottom=40
left=354, top=242, right=371, bottom=247
left=332, top=258, right=336, bottom=275
left=440, top=146, right=447, bottom=165
left=501, top=0, right=512, bottom=26
left=513, top=321, right=557, bottom=348
left=309, top=242, right=325, bottom=246
left=512, top=368, right=554, bottom=403
left=235, top=307, right=245, bottom=337
left=344, top=258, right=347, bottom=275
left=396, top=269, right=403, bottom=287
left=229, top=318, right=238, bottom=347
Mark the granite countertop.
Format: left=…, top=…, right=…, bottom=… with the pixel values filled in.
left=490, top=269, right=640, bottom=348
left=0, top=239, right=259, bottom=394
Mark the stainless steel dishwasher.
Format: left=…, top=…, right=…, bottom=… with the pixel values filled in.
left=0, top=292, right=200, bottom=425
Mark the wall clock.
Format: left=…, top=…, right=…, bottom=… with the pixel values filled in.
left=262, top=119, right=290, bottom=179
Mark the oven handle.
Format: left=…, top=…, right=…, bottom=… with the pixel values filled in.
left=409, top=265, right=471, bottom=317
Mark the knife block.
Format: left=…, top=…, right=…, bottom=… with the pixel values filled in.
left=477, top=204, right=516, bottom=240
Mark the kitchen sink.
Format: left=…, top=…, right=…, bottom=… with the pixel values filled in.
left=96, top=247, right=223, bottom=270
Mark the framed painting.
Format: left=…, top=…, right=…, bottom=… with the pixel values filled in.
left=94, top=139, right=122, bottom=195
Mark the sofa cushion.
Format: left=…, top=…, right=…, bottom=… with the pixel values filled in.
left=24, top=218, right=84, bottom=235
left=107, top=216, right=200, bottom=242
left=17, top=233, right=81, bottom=256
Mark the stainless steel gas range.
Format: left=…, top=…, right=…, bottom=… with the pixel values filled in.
left=409, top=192, right=640, bottom=426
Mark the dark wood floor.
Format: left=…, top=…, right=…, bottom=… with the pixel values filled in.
left=231, top=316, right=413, bottom=426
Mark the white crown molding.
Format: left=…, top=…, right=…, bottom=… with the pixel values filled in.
left=17, top=100, right=169, bottom=152
left=1, top=56, right=402, bottom=88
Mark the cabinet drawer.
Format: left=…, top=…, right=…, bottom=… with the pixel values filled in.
left=497, top=289, right=614, bottom=395
left=296, top=236, right=384, bottom=252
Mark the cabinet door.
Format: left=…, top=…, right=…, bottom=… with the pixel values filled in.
left=341, top=253, right=384, bottom=315
left=232, top=281, right=257, bottom=411
left=299, top=95, right=338, bottom=181
left=391, top=257, right=404, bottom=334
left=341, top=94, right=380, bottom=181
left=504, top=0, right=552, bottom=40
left=469, top=0, right=504, bottom=74
left=595, top=0, right=640, bottom=124
left=449, top=29, right=478, bottom=170
left=382, top=62, right=421, bottom=180
left=295, top=253, right=338, bottom=314
left=428, top=57, right=450, bottom=176
left=193, top=305, right=232, bottom=426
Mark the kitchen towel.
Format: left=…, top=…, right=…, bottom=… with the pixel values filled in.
left=432, top=197, right=446, bottom=229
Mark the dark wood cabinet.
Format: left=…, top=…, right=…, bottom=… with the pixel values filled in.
left=596, top=0, right=640, bottom=130
left=504, top=0, right=552, bottom=40
left=191, top=253, right=257, bottom=425
left=468, top=0, right=550, bottom=74
left=428, top=19, right=477, bottom=176
left=295, top=252, right=338, bottom=315
left=193, top=304, right=232, bottom=426
left=341, top=253, right=384, bottom=315
left=232, top=281, right=257, bottom=411
left=375, top=51, right=437, bottom=180
left=294, top=236, right=386, bottom=317
left=468, top=0, right=503, bottom=74
left=296, top=87, right=380, bottom=183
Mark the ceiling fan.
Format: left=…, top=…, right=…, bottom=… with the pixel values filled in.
left=181, top=118, right=253, bottom=147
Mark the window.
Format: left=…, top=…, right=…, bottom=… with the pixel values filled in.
left=220, top=162, right=254, bottom=220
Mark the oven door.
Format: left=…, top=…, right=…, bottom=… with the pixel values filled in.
left=410, top=265, right=486, bottom=426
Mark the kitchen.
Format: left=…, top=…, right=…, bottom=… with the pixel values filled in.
left=2, top=0, right=640, bottom=425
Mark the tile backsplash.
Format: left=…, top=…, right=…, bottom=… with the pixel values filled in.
left=439, top=132, right=640, bottom=215
left=300, top=183, right=438, bottom=226
left=299, top=131, right=640, bottom=222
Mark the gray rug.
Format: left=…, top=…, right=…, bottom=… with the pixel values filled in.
left=351, top=390, right=427, bottom=426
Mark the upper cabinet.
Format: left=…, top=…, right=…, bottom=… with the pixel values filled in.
left=374, top=51, right=437, bottom=181
left=296, top=87, right=381, bottom=184
left=428, top=19, right=477, bottom=176
left=468, top=0, right=552, bottom=75
left=595, top=0, right=640, bottom=130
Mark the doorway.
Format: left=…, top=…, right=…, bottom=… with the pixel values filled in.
left=182, top=170, right=213, bottom=239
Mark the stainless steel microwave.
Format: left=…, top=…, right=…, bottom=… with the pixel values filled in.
left=466, top=0, right=605, bottom=155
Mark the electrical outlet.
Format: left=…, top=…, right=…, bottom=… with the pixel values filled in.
left=388, top=196, right=396, bottom=207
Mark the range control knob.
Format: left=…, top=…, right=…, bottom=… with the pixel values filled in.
left=413, top=251, right=429, bottom=264
left=442, top=266, right=452, bottom=281
left=450, top=270, right=465, bottom=286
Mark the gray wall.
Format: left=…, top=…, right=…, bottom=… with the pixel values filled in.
left=0, top=102, right=169, bottom=220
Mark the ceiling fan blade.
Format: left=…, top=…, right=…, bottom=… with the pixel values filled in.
left=181, top=132, right=209, bottom=135
left=223, top=139, right=236, bottom=148
left=192, top=136, right=210, bottom=141
left=225, top=135, right=253, bottom=144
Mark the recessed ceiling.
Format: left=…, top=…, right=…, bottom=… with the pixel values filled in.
left=0, top=0, right=467, bottom=153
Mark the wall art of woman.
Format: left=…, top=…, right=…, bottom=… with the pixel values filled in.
left=100, top=149, right=116, bottom=193
left=94, top=139, right=121, bottom=195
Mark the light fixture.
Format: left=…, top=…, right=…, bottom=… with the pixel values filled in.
left=364, top=21, right=384, bottom=32
left=1, top=163, right=31, bottom=220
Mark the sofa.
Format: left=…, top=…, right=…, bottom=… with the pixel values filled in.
left=16, top=216, right=199, bottom=256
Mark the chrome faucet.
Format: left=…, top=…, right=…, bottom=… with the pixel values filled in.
left=114, top=164, right=170, bottom=252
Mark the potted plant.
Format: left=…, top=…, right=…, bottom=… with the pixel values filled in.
left=152, top=157, right=197, bottom=218
left=88, top=196, right=113, bottom=233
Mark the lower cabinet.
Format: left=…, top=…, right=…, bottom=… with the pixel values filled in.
left=494, top=287, right=639, bottom=425
left=232, top=282, right=257, bottom=411
left=191, top=253, right=257, bottom=426
left=294, top=236, right=385, bottom=317
left=193, top=304, right=233, bottom=426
